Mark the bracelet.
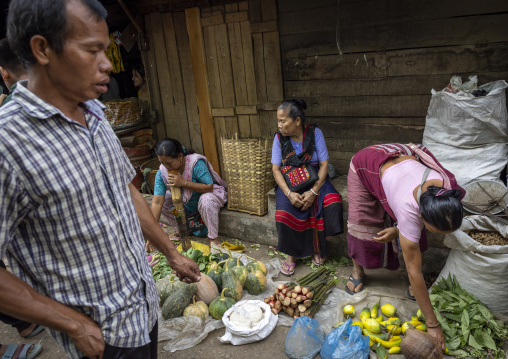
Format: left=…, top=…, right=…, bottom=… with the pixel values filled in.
left=286, top=189, right=291, bottom=197
left=310, top=188, right=319, bottom=196
left=426, top=322, right=441, bottom=328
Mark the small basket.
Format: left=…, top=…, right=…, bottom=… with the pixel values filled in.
left=140, top=158, right=161, bottom=192
left=103, top=98, right=144, bottom=128
left=221, top=135, right=274, bottom=216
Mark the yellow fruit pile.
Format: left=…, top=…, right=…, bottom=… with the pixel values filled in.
left=336, top=302, right=429, bottom=358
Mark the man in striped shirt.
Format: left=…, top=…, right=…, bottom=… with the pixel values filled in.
left=0, top=0, right=200, bottom=358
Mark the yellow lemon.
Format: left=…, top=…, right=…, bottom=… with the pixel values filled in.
left=343, top=305, right=355, bottom=318
left=380, top=304, right=396, bottom=317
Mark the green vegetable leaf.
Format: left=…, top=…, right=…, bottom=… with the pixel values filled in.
left=267, top=250, right=275, bottom=257
left=481, top=331, right=497, bottom=351
left=478, top=305, right=492, bottom=321
left=198, top=262, right=206, bottom=271
left=447, top=335, right=461, bottom=350
left=468, top=334, right=483, bottom=350
left=461, top=309, right=470, bottom=341
left=375, top=343, right=386, bottom=359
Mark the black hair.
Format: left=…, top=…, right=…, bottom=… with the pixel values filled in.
left=155, top=138, right=195, bottom=158
left=7, top=0, right=107, bottom=67
left=133, top=64, right=146, bottom=78
left=419, top=186, right=463, bottom=232
left=278, top=99, right=307, bottom=125
left=0, top=38, right=24, bottom=77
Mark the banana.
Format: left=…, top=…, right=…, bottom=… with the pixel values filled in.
left=380, top=318, right=401, bottom=327
left=380, top=304, right=397, bottom=317
left=343, top=305, right=355, bottom=319
left=388, top=346, right=401, bottom=354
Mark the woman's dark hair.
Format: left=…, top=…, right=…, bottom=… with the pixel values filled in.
left=7, top=0, right=107, bottom=67
left=419, top=186, right=463, bottom=231
left=278, top=99, right=307, bottom=125
left=133, top=64, right=146, bottom=78
left=155, top=138, right=195, bottom=158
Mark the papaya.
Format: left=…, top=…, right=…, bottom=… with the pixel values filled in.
left=245, top=267, right=267, bottom=295
left=221, top=259, right=243, bottom=301
left=231, top=255, right=248, bottom=287
left=162, top=283, right=197, bottom=320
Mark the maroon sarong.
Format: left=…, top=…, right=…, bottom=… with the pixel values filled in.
left=347, top=143, right=465, bottom=270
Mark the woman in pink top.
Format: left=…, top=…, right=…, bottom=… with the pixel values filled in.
left=346, top=143, right=465, bottom=352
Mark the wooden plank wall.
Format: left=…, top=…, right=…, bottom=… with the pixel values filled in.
left=278, top=0, right=508, bottom=175
left=143, top=12, right=204, bottom=154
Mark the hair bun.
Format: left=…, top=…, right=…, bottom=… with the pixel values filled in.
left=295, top=98, right=307, bottom=110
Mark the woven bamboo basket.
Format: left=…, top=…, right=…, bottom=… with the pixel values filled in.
left=140, top=158, right=161, bottom=192
left=103, top=98, right=143, bottom=128
left=221, top=135, right=274, bottom=216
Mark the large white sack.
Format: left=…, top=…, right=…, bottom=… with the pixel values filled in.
left=423, top=80, right=508, bottom=187
left=435, top=215, right=508, bottom=317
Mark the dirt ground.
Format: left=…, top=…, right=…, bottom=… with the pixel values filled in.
left=1, top=235, right=410, bottom=359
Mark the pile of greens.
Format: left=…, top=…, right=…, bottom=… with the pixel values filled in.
left=430, top=275, right=508, bottom=358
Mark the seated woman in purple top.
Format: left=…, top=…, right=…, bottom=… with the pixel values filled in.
left=271, top=99, right=343, bottom=276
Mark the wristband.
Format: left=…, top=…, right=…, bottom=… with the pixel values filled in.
left=310, top=188, right=319, bottom=196
left=286, top=190, right=291, bottom=196
left=426, top=322, right=441, bottom=328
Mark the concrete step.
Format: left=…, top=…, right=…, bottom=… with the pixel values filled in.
left=219, top=174, right=450, bottom=274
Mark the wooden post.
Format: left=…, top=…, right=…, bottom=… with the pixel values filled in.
left=185, top=7, right=221, bottom=177
left=168, top=170, right=192, bottom=251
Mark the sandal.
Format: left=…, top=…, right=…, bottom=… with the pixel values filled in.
left=20, top=324, right=45, bottom=338
left=0, top=344, right=43, bottom=359
left=280, top=261, right=296, bottom=276
left=345, top=274, right=365, bottom=295
left=312, top=254, right=328, bottom=266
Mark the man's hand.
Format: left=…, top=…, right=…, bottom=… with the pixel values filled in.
left=373, top=227, right=398, bottom=243
left=427, top=326, right=446, bottom=352
left=67, top=314, right=105, bottom=359
left=168, top=251, right=201, bottom=283
left=0, top=94, right=7, bottom=104
left=300, top=191, right=316, bottom=211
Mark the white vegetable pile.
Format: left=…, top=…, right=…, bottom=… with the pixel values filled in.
left=228, top=302, right=264, bottom=328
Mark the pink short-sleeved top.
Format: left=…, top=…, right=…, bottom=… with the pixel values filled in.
left=381, top=160, right=443, bottom=243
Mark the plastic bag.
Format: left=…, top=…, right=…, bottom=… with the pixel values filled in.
left=220, top=300, right=278, bottom=345
left=285, top=316, right=325, bottom=359
left=321, top=318, right=370, bottom=359
left=435, top=215, right=508, bottom=317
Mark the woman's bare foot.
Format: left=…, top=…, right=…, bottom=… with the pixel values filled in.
left=210, top=238, right=221, bottom=247
left=281, top=255, right=296, bottom=276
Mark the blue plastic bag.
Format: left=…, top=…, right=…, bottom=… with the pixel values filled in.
left=285, top=317, right=325, bottom=359
left=320, top=318, right=370, bottom=359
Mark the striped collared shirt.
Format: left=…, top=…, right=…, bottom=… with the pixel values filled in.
left=0, top=82, right=158, bottom=358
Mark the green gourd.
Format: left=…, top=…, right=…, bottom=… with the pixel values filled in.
left=157, top=275, right=186, bottom=305
left=162, top=283, right=197, bottom=320
left=207, top=260, right=224, bottom=290
left=209, top=288, right=236, bottom=320
left=246, top=260, right=267, bottom=276
left=245, top=267, right=267, bottom=295
left=221, top=259, right=243, bottom=301
left=183, top=296, right=209, bottom=321
left=231, top=255, right=248, bottom=287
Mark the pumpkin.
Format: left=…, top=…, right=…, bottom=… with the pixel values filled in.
left=162, top=282, right=197, bottom=320
left=231, top=255, right=248, bottom=287
left=400, top=329, right=443, bottom=359
left=245, top=267, right=267, bottom=295
left=207, top=260, right=224, bottom=290
left=195, top=273, right=219, bottom=305
left=214, top=252, right=230, bottom=263
left=246, top=260, right=267, bottom=276
left=156, top=275, right=186, bottom=305
left=209, top=288, right=236, bottom=320
left=225, top=255, right=242, bottom=271
left=183, top=296, right=209, bottom=321
left=221, top=259, right=243, bottom=301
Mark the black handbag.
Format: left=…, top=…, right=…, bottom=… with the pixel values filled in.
left=186, top=210, right=206, bottom=232
left=281, top=163, right=318, bottom=192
